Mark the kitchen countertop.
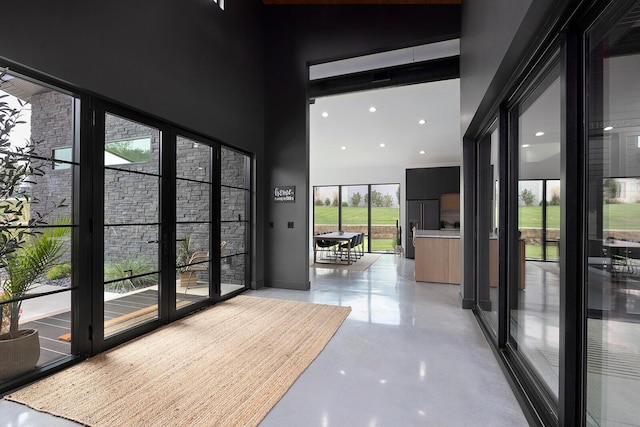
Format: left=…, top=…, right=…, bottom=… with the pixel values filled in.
left=415, top=229, right=460, bottom=239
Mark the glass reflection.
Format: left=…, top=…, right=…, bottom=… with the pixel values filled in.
left=478, top=124, right=500, bottom=334
left=510, top=61, right=561, bottom=398
left=586, top=3, right=640, bottom=425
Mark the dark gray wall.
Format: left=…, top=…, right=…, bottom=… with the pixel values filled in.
left=460, top=0, right=565, bottom=138
left=263, top=5, right=461, bottom=289
left=2, top=0, right=266, bottom=287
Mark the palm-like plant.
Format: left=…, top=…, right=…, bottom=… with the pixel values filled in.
left=104, top=255, right=157, bottom=293
left=1, top=219, right=70, bottom=339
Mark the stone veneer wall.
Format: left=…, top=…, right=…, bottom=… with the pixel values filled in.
left=30, top=91, right=250, bottom=287
left=29, top=91, right=74, bottom=264
left=221, top=147, right=248, bottom=285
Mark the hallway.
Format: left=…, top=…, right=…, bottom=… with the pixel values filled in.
left=252, top=255, right=528, bottom=426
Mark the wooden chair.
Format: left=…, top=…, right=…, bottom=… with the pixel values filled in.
left=184, top=241, right=228, bottom=293
left=184, top=251, right=209, bottom=293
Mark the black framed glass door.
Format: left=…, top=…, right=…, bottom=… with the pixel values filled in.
left=175, top=132, right=216, bottom=308
left=585, top=2, right=640, bottom=424
left=476, top=121, right=501, bottom=336
left=92, top=104, right=166, bottom=351
left=508, top=54, right=562, bottom=403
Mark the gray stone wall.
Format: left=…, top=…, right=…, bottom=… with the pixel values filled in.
left=29, top=91, right=74, bottom=219
left=103, top=113, right=160, bottom=264
left=29, top=91, right=74, bottom=264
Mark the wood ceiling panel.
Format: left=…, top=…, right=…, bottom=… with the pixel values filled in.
left=263, top=0, right=461, bottom=4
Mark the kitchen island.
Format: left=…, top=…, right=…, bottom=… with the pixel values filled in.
left=413, top=230, right=460, bottom=284
left=414, top=230, right=526, bottom=288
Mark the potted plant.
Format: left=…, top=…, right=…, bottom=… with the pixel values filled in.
left=0, top=67, right=67, bottom=379
left=0, top=221, right=70, bottom=379
left=176, top=234, right=196, bottom=288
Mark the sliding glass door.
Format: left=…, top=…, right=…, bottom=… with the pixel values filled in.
left=510, top=58, right=562, bottom=400
left=586, top=3, right=640, bottom=425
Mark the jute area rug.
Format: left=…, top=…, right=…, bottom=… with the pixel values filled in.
left=5, top=295, right=351, bottom=427
left=311, top=253, right=381, bottom=271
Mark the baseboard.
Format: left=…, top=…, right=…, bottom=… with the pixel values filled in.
left=460, top=293, right=475, bottom=309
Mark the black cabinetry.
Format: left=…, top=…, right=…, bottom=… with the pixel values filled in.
left=405, top=166, right=460, bottom=259
left=406, top=166, right=460, bottom=199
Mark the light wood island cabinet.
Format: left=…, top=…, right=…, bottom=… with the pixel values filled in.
left=414, top=233, right=461, bottom=284
left=413, top=233, right=525, bottom=288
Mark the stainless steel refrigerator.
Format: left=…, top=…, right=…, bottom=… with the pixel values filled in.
left=406, top=199, right=440, bottom=259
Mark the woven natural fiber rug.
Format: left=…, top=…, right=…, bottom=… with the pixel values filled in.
left=5, top=295, right=351, bottom=427
left=311, top=253, right=381, bottom=271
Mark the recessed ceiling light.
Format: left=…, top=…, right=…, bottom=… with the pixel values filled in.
left=604, top=126, right=613, bottom=131
left=419, top=150, right=426, bottom=155
left=418, top=119, right=426, bottom=125
left=322, top=112, right=328, bottom=118
left=535, top=131, right=545, bottom=137
left=369, top=106, right=376, bottom=112
left=341, top=146, right=347, bottom=150
left=522, top=144, right=530, bottom=148
left=379, top=143, right=386, bottom=148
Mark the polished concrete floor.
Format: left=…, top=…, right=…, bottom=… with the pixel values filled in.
left=0, top=255, right=528, bottom=426
left=252, top=255, right=527, bottom=426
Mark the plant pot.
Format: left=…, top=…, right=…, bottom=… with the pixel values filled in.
left=0, top=328, right=41, bottom=380
left=179, top=272, right=197, bottom=288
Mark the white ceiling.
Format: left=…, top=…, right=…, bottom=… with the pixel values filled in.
left=310, top=78, right=462, bottom=170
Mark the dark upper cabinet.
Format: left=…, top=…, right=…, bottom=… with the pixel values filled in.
left=406, top=166, right=460, bottom=200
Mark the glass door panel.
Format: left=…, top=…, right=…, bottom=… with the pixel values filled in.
left=545, top=180, right=560, bottom=261
left=220, top=147, right=249, bottom=296
left=477, top=125, right=500, bottom=335
left=103, top=113, right=161, bottom=339
left=313, top=186, right=339, bottom=234
left=340, top=185, right=368, bottom=251
left=519, top=180, right=544, bottom=260
left=0, top=74, right=77, bottom=383
left=586, top=4, right=640, bottom=425
left=511, top=61, right=561, bottom=398
left=370, top=184, right=400, bottom=253
left=176, top=135, right=212, bottom=307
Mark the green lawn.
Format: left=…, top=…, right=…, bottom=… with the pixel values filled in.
left=317, top=203, right=640, bottom=231
left=525, top=243, right=559, bottom=260
left=519, top=203, right=640, bottom=230
left=314, top=206, right=399, bottom=225
left=518, top=206, right=559, bottom=228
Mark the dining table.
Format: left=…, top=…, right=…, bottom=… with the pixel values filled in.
left=313, top=231, right=359, bottom=265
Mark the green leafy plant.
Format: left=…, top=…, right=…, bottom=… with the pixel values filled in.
left=104, top=256, right=157, bottom=293
left=46, top=262, right=71, bottom=280
left=1, top=219, right=71, bottom=339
